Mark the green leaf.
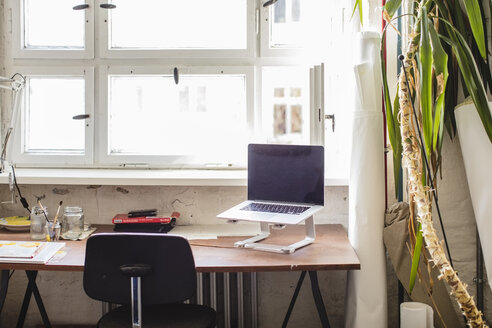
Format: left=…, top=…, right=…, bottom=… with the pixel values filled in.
left=384, top=0, right=402, bottom=19
left=428, top=20, right=448, bottom=153
left=419, top=10, right=433, bottom=157
left=440, top=20, right=492, bottom=142
left=351, top=0, right=363, bottom=26
left=381, top=27, right=402, bottom=199
left=463, top=0, right=486, bottom=58
left=409, top=225, right=423, bottom=294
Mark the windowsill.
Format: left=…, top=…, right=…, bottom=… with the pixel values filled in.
left=0, top=168, right=348, bottom=187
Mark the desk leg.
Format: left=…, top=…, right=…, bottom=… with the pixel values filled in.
left=281, top=271, right=331, bottom=328
left=0, top=270, right=10, bottom=313
left=16, top=271, right=52, bottom=328
left=308, top=271, right=330, bottom=328
left=281, top=271, right=306, bottom=328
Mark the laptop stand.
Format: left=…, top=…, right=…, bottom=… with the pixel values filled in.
left=233, top=216, right=315, bottom=254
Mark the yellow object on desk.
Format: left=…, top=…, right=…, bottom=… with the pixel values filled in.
left=0, top=216, right=30, bottom=232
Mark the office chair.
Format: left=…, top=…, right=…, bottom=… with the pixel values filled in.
left=83, top=233, right=217, bottom=328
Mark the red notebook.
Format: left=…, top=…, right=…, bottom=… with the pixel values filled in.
left=112, top=211, right=180, bottom=224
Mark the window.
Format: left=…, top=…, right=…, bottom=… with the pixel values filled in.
left=11, top=67, right=94, bottom=166
left=8, top=0, right=353, bottom=179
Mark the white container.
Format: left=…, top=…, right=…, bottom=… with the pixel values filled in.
left=400, top=302, right=433, bottom=328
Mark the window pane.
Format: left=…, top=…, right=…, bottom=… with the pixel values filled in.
left=269, top=0, right=333, bottom=49
left=109, top=74, right=248, bottom=163
left=24, top=0, right=85, bottom=49
left=109, top=0, right=247, bottom=50
left=262, top=67, right=309, bottom=144
left=26, top=77, right=85, bottom=152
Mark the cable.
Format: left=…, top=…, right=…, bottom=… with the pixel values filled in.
left=399, top=54, right=453, bottom=268
left=11, top=166, right=30, bottom=214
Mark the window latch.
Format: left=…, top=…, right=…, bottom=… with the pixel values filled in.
left=173, top=67, right=179, bottom=85
left=262, top=0, right=278, bottom=7
left=72, top=114, right=90, bottom=120
left=100, top=3, right=116, bottom=9
left=325, top=114, right=335, bottom=132
left=72, top=4, right=89, bottom=10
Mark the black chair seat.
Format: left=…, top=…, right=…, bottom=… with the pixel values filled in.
left=98, top=304, right=217, bottom=328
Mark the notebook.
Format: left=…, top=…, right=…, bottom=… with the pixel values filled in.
left=217, top=143, right=324, bottom=225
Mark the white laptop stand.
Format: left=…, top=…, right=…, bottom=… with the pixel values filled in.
left=233, top=216, right=315, bottom=254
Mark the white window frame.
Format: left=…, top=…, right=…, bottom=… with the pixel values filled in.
left=97, top=65, right=255, bottom=168
left=260, top=2, right=303, bottom=58
left=12, top=0, right=95, bottom=59
left=11, top=66, right=94, bottom=167
left=97, top=0, right=256, bottom=59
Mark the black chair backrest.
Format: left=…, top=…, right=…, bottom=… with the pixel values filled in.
left=83, top=233, right=197, bottom=305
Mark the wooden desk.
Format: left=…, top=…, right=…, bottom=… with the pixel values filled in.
left=0, top=224, right=359, bottom=272
left=0, top=224, right=359, bottom=328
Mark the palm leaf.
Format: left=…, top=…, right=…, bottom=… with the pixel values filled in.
left=440, top=19, right=492, bottom=142
left=419, top=9, right=433, bottom=157
left=384, top=0, right=402, bottom=19
left=381, top=24, right=403, bottom=198
left=463, top=0, right=486, bottom=58
left=350, top=0, right=363, bottom=26
left=428, top=20, right=448, bottom=154
left=409, top=224, right=423, bottom=293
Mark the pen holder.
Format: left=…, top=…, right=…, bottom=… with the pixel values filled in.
left=46, top=221, right=61, bottom=241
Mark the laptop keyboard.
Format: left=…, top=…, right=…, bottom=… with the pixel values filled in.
left=240, top=203, right=310, bottom=215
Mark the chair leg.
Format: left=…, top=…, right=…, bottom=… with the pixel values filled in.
left=130, top=276, right=142, bottom=328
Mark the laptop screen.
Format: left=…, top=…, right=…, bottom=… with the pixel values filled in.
left=248, top=144, right=324, bottom=206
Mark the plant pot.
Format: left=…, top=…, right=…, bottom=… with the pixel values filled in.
left=455, top=100, right=492, bottom=290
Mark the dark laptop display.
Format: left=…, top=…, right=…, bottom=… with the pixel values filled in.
left=247, top=144, right=324, bottom=206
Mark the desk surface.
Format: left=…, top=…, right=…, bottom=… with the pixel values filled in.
left=0, top=224, right=359, bottom=273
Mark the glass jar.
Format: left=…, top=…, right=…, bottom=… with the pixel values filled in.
left=30, top=206, right=47, bottom=240
left=61, top=206, right=84, bottom=240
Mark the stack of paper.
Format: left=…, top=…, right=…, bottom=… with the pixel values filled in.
left=0, top=241, right=65, bottom=264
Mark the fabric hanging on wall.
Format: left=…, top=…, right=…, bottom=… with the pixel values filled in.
left=455, top=101, right=492, bottom=291
left=344, top=31, right=387, bottom=328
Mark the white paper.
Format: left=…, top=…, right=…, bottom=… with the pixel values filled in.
left=345, top=31, right=387, bottom=328
left=0, top=242, right=65, bottom=264
left=456, top=102, right=492, bottom=291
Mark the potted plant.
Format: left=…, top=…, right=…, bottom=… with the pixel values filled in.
left=380, top=0, right=492, bottom=326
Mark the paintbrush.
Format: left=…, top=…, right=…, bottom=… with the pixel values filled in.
left=36, top=199, right=49, bottom=222
left=51, top=201, right=63, bottom=237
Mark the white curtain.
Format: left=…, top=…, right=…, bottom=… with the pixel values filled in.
left=345, top=31, right=387, bottom=328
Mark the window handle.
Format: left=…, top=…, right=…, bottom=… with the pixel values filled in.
left=100, top=3, right=116, bottom=9
left=173, top=67, right=179, bottom=85
left=72, top=114, right=90, bottom=120
left=72, top=4, right=89, bottom=10
left=262, top=0, right=278, bottom=7
left=325, top=114, right=335, bottom=132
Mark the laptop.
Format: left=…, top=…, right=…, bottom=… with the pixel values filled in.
left=217, top=143, right=324, bottom=225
